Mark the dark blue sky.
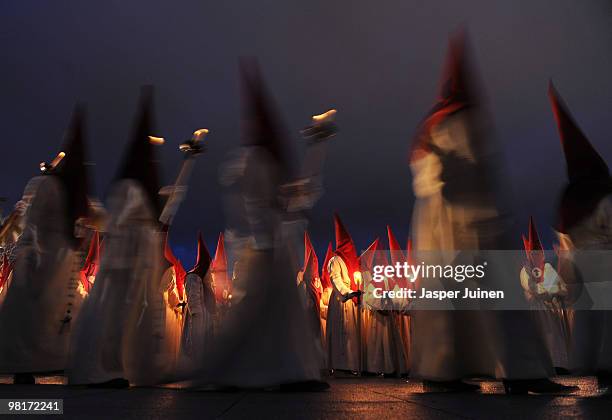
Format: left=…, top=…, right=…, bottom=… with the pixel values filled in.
left=1, top=1, right=611, bottom=266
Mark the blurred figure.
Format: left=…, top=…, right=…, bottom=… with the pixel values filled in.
left=409, top=32, right=569, bottom=394
left=548, top=82, right=612, bottom=389
left=519, top=217, right=570, bottom=372
left=326, top=214, right=363, bottom=374
left=299, top=232, right=325, bottom=346
left=361, top=238, right=395, bottom=376
left=161, top=231, right=186, bottom=375
left=386, top=226, right=412, bottom=376
left=180, top=233, right=216, bottom=365
left=68, top=87, right=171, bottom=387
left=186, top=59, right=326, bottom=390
left=0, top=106, right=90, bottom=384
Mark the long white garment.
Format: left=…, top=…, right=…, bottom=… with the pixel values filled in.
left=186, top=149, right=323, bottom=388
left=0, top=176, right=83, bottom=374
left=180, top=272, right=215, bottom=366
left=409, top=112, right=552, bottom=380
left=67, top=180, right=169, bottom=385
left=326, top=256, right=360, bottom=372
left=561, top=195, right=612, bottom=373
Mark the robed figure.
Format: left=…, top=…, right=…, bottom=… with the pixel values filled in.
left=0, top=106, right=90, bottom=384
left=68, top=87, right=174, bottom=387
left=548, top=82, right=612, bottom=388
left=409, top=32, right=568, bottom=393
left=180, top=233, right=216, bottom=365
left=184, top=59, right=325, bottom=390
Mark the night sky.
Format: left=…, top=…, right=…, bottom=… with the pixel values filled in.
left=1, top=1, right=611, bottom=266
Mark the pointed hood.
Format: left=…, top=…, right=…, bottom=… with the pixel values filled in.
left=411, top=30, right=481, bottom=160
left=190, top=231, right=212, bottom=279
left=211, top=232, right=228, bottom=273
left=320, top=242, right=333, bottom=289
left=116, top=86, right=162, bottom=215
left=303, top=232, right=322, bottom=306
left=303, top=231, right=320, bottom=282
left=53, top=105, right=91, bottom=242
left=548, top=82, right=610, bottom=182
left=548, top=81, right=609, bottom=182
left=359, top=238, right=379, bottom=273
left=386, top=225, right=406, bottom=266
left=80, top=231, right=100, bottom=293
left=548, top=82, right=612, bottom=232
left=239, top=57, right=295, bottom=180
left=211, top=232, right=231, bottom=301
left=333, top=213, right=359, bottom=277
left=522, top=216, right=545, bottom=280
left=164, top=231, right=186, bottom=300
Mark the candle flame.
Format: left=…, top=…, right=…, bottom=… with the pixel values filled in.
left=312, top=109, right=337, bottom=123
left=148, top=136, right=165, bottom=145
left=193, top=128, right=209, bottom=142
left=51, top=152, right=66, bottom=168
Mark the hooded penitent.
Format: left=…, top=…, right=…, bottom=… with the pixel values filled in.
left=116, top=85, right=163, bottom=216
left=211, top=232, right=230, bottom=301
left=548, top=82, right=612, bottom=233
left=320, top=242, right=334, bottom=290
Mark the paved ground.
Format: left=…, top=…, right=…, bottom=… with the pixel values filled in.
left=0, top=375, right=611, bottom=419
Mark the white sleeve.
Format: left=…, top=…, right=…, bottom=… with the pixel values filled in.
left=328, top=256, right=351, bottom=295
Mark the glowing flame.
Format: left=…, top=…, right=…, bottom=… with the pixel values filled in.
left=51, top=151, right=66, bottom=167
left=148, top=136, right=165, bottom=145
left=312, top=109, right=337, bottom=123
left=193, top=128, right=209, bottom=142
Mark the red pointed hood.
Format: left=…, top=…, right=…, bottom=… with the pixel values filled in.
left=333, top=213, right=359, bottom=277
left=303, top=232, right=322, bottom=299
left=359, top=238, right=379, bottom=273
left=211, top=232, right=231, bottom=301
left=411, top=30, right=481, bottom=161
left=522, top=217, right=545, bottom=281
left=386, top=225, right=406, bottom=266
left=211, top=232, right=227, bottom=272
left=190, top=232, right=212, bottom=279
left=320, top=242, right=333, bottom=289
left=80, top=231, right=100, bottom=293
left=549, top=82, right=609, bottom=182
left=303, top=231, right=319, bottom=276
left=164, top=233, right=187, bottom=300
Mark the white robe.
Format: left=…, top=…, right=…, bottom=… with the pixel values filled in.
left=180, top=272, right=215, bottom=366
left=409, top=112, right=552, bottom=380
left=326, top=256, right=360, bottom=372
left=186, top=147, right=323, bottom=388
left=0, top=176, right=84, bottom=374
left=67, top=180, right=170, bottom=385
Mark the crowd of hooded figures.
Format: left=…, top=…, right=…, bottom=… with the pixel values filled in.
left=1, top=31, right=612, bottom=395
